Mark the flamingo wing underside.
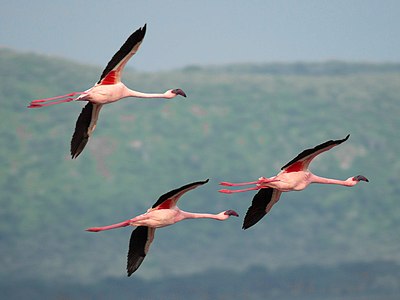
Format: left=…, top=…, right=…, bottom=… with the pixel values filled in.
left=98, top=24, right=147, bottom=85
left=151, top=179, right=209, bottom=209
left=127, top=226, right=155, bottom=276
left=242, top=188, right=282, bottom=230
left=70, top=102, right=102, bottom=159
left=281, top=134, right=350, bottom=173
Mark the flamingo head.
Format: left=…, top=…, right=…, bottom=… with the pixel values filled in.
left=352, top=175, right=369, bottom=183
left=170, top=88, right=187, bottom=98
left=224, top=210, right=239, bottom=217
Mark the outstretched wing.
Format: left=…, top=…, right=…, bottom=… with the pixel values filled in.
left=70, top=102, right=103, bottom=159
left=127, top=226, right=155, bottom=276
left=98, top=24, right=147, bottom=85
left=281, top=134, right=350, bottom=173
left=242, top=188, right=282, bottom=230
left=152, top=179, right=209, bottom=210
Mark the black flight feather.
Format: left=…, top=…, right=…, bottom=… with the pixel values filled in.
left=242, top=188, right=274, bottom=230
left=281, top=134, right=350, bottom=170
left=98, top=24, right=147, bottom=84
left=151, top=179, right=209, bottom=209
left=70, top=102, right=93, bottom=159
left=127, top=226, right=152, bottom=276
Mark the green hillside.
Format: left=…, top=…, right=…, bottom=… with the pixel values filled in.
left=0, top=48, right=399, bottom=284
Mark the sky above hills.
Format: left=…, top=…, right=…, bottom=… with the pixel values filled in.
left=1, top=0, right=399, bottom=71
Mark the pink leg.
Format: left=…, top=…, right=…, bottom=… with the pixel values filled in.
left=219, top=186, right=261, bottom=194
left=220, top=177, right=278, bottom=187
left=219, top=177, right=280, bottom=194
left=27, top=91, right=85, bottom=108
left=219, top=180, right=261, bottom=187
left=86, top=220, right=131, bottom=232
left=28, top=97, right=75, bottom=108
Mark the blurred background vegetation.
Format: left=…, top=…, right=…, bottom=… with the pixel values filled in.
left=0, top=48, right=399, bottom=299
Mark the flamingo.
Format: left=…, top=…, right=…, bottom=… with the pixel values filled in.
left=219, top=135, right=369, bottom=229
left=86, top=179, right=238, bottom=276
left=27, top=24, right=187, bottom=158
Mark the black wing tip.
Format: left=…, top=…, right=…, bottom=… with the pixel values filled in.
left=176, top=178, right=210, bottom=190
left=242, top=213, right=266, bottom=230
left=127, top=260, right=143, bottom=277
left=328, top=133, right=350, bottom=147
left=70, top=138, right=87, bottom=159
left=335, top=134, right=350, bottom=144
left=242, top=224, right=252, bottom=230
left=139, top=23, right=147, bottom=37
left=127, top=256, right=145, bottom=277
left=242, top=221, right=252, bottom=230
left=185, top=178, right=209, bottom=189
left=131, top=23, right=147, bottom=38
left=71, top=152, right=80, bottom=159
left=172, top=178, right=209, bottom=193
left=242, top=218, right=262, bottom=230
left=70, top=139, right=87, bottom=159
left=138, top=23, right=147, bottom=38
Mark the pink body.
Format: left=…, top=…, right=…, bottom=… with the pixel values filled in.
left=220, top=168, right=365, bottom=194
left=86, top=180, right=238, bottom=232
left=76, top=83, right=182, bottom=105
left=261, top=171, right=360, bottom=191
left=87, top=206, right=237, bottom=232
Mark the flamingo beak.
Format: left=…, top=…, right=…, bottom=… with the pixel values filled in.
left=354, top=175, right=369, bottom=182
left=172, top=88, right=187, bottom=98
left=225, top=210, right=239, bottom=217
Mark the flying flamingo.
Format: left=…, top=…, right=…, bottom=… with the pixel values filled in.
left=219, top=135, right=369, bottom=229
left=86, top=179, right=239, bottom=276
left=28, top=24, right=187, bottom=158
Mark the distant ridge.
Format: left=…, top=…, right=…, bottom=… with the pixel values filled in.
left=2, top=48, right=400, bottom=75
left=184, top=60, right=400, bottom=75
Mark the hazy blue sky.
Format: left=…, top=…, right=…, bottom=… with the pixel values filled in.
left=1, top=0, right=399, bottom=71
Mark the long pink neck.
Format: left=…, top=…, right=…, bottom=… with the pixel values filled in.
left=126, top=89, right=171, bottom=99
left=310, top=175, right=354, bottom=187
left=180, top=211, right=225, bottom=221
left=86, top=220, right=131, bottom=232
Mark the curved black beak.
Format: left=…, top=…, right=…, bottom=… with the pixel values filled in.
left=354, top=175, right=369, bottom=182
left=172, top=88, right=187, bottom=98
left=225, top=210, right=239, bottom=217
